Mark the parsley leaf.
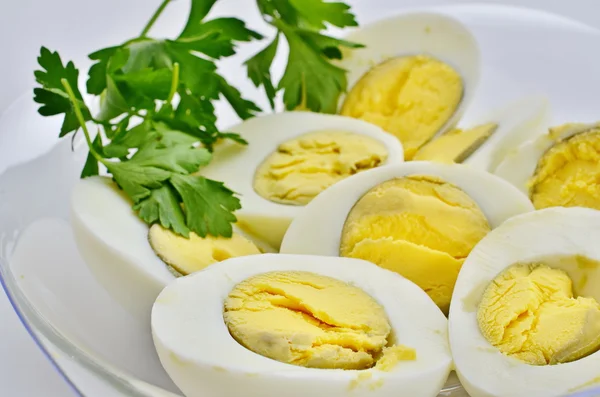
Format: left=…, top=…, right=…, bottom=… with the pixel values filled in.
left=257, top=0, right=297, bottom=25
left=179, top=0, right=219, bottom=38
left=169, top=90, right=224, bottom=149
left=81, top=134, right=103, bottom=178
left=153, top=122, right=201, bottom=146
left=134, top=185, right=189, bottom=237
left=295, top=29, right=361, bottom=59
left=245, top=35, right=279, bottom=108
left=219, top=132, right=247, bottom=145
left=218, top=76, right=261, bottom=119
left=103, top=120, right=150, bottom=155
left=165, top=43, right=220, bottom=97
left=105, top=161, right=171, bottom=202
left=177, top=18, right=263, bottom=58
left=34, top=47, right=91, bottom=136
left=130, top=142, right=212, bottom=174
left=170, top=174, right=240, bottom=238
left=288, top=0, right=359, bottom=29
left=120, top=40, right=172, bottom=72
left=98, top=76, right=131, bottom=121
left=164, top=41, right=260, bottom=119
left=87, top=46, right=119, bottom=95
left=278, top=24, right=348, bottom=113
left=112, top=68, right=172, bottom=101
left=250, top=0, right=362, bottom=112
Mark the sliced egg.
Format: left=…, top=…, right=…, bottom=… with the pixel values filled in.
left=280, top=162, right=533, bottom=311
left=449, top=207, right=600, bottom=397
left=425, top=95, right=548, bottom=170
left=412, top=122, right=498, bottom=164
left=70, top=176, right=272, bottom=322
left=151, top=253, right=452, bottom=397
left=198, top=112, right=404, bottom=250
left=494, top=122, right=600, bottom=210
left=336, top=11, right=480, bottom=159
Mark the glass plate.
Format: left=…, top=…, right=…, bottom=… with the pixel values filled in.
left=2, top=1, right=600, bottom=396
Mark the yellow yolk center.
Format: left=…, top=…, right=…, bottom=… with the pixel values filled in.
left=413, top=123, right=498, bottom=163
left=478, top=263, right=600, bottom=365
left=253, top=130, right=388, bottom=206
left=530, top=128, right=600, bottom=210
left=341, top=55, right=463, bottom=160
left=223, top=271, right=415, bottom=370
left=340, top=176, right=490, bottom=314
left=148, top=225, right=261, bottom=276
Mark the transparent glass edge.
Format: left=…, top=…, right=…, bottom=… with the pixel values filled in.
left=0, top=161, right=155, bottom=397
left=0, top=250, right=158, bottom=396
left=0, top=255, right=83, bottom=397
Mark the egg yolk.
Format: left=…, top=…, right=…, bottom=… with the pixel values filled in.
left=530, top=128, right=600, bottom=210
left=341, top=55, right=463, bottom=160
left=148, top=225, right=261, bottom=276
left=413, top=123, right=498, bottom=163
left=340, top=176, right=490, bottom=314
left=223, top=271, right=415, bottom=370
left=478, top=263, right=600, bottom=365
left=253, top=130, right=388, bottom=206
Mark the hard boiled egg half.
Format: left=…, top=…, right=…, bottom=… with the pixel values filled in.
left=494, top=121, right=600, bottom=211
left=335, top=11, right=480, bottom=160
left=198, top=112, right=404, bottom=250
left=71, top=176, right=273, bottom=322
left=449, top=207, right=600, bottom=397
left=151, top=253, right=452, bottom=397
left=281, top=161, right=533, bottom=315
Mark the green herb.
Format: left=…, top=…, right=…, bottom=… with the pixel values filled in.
left=33, top=0, right=361, bottom=238
left=250, top=0, right=364, bottom=112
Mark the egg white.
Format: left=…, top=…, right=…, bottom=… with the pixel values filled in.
left=494, top=122, right=600, bottom=195
left=151, top=253, right=452, bottom=397
left=449, top=207, right=600, bottom=397
left=464, top=95, right=550, bottom=172
left=199, top=112, right=404, bottom=250
left=280, top=161, right=534, bottom=256
left=335, top=11, right=480, bottom=137
left=70, top=176, right=272, bottom=322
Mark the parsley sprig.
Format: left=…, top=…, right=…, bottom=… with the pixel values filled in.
left=249, top=0, right=364, bottom=112
left=33, top=0, right=361, bottom=238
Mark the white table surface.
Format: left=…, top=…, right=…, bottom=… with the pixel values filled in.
left=0, top=0, right=598, bottom=396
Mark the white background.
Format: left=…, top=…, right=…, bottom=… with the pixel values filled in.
left=0, top=0, right=598, bottom=396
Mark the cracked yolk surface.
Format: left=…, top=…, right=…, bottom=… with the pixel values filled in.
left=223, top=271, right=407, bottom=370
left=341, top=55, right=463, bottom=159
left=253, top=130, right=388, bottom=206
left=530, top=128, right=600, bottom=210
left=477, top=263, right=600, bottom=365
left=340, top=176, right=490, bottom=314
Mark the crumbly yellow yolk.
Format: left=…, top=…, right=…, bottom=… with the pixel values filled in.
left=223, top=271, right=414, bottom=369
left=341, top=55, right=463, bottom=160
left=413, top=123, right=498, bottom=163
left=253, top=130, right=388, bottom=206
left=375, top=345, right=417, bottom=371
left=530, top=128, right=600, bottom=210
left=340, top=176, right=490, bottom=314
left=478, top=263, right=600, bottom=365
left=148, top=225, right=261, bottom=276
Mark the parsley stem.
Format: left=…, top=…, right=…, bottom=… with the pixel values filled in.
left=140, top=0, right=172, bottom=37
left=167, top=62, right=180, bottom=103
left=60, top=78, right=104, bottom=164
